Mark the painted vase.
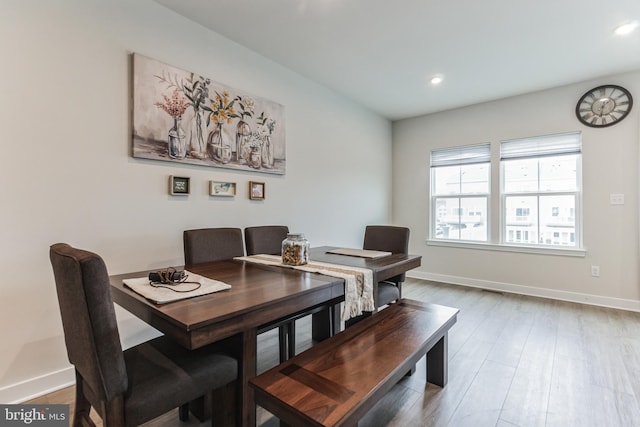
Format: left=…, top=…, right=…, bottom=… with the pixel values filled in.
left=168, top=116, right=186, bottom=160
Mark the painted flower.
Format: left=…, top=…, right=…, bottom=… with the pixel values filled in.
left=250, top=131, right=265, bottom=147
left=236, top=96, right=255, bottom=120
left=210, top=91, right=238, bottom=124
left=155, top=88, right=190, bottom=118
left=183, top=74, right=211, bottom=113
left=256, top=112, right=277, bottom=135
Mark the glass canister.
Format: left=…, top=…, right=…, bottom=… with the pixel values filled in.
left=281, top=233, right=310, bottom=266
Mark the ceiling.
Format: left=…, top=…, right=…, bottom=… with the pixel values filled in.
left=155, top=0, right=640, bottom=120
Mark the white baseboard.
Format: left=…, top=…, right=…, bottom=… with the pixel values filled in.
left=407, top=271, right=640, bottom=312
left=0, top=366, right=75, bottom=404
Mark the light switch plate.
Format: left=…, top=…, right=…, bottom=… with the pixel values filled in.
left=610, top=194, right=625, bottom=205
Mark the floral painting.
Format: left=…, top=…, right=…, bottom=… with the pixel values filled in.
left=132, top=53, right=286, bottom=174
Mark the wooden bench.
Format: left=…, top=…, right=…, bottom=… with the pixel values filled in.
left=249, top=299, right=459, bottom=427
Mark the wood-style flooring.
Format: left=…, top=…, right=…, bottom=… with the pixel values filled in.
left=26, top=278, right=640, bottom=426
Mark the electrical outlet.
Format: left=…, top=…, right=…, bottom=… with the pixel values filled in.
left=591, top=266, right=600, bottom=277
left=610, top=194, right=625, bottom=205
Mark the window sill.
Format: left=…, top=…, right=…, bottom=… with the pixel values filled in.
left=426, top=239, right=586, bottom=257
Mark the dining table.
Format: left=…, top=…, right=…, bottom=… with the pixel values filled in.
left=109, top=247, right=421, bottom=427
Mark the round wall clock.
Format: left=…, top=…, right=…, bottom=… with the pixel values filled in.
left=576, top=85, right=633, bottom=128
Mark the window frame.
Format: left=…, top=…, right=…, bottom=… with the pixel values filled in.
left=499, top=132, right=583, bottom=250
left=427, top=132, right=586, bottom=257
left=429, top=143, right=491, bottom=243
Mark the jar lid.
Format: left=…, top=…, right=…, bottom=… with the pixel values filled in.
left=286, top=233, right=306, bottom=239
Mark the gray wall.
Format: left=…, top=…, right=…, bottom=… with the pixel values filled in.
left=0, top=0, right=392, bottom=401
left=393, top=71, right=640, bottom=307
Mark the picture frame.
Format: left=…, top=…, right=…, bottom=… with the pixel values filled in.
left=249, top=181, right=265, bottom=200
left=210, top=181, right=236, bottom=197
left=132, top=54, right=286, bottom=175
left=169, top=176, right=190, bottom=195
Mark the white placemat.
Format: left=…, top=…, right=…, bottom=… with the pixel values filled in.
left=123, top=270, right=231, bottom=304
left=326, top=248, right=392, bottom=258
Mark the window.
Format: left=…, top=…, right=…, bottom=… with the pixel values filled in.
left=430, top=143, right=490, bottom=242
left=501, top=132, right=582, bottom=248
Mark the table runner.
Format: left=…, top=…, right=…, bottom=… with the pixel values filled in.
left=235, top=254, right=375, bottom=320
left=123, top=270, right=231, bottom=304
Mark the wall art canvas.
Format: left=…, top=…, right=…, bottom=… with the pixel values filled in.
left=132, top=53, right=286, bottom=174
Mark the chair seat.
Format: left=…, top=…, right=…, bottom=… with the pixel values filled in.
left=86, top=336, right=237, bottom=427
left=377, top=281, right=400, bottom=307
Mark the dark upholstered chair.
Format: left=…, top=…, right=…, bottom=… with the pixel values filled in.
left=243, top=226, right=298, bottom=360
left=50, top=243, right=238, bottom=427
left=363, top=225, right=410, bottom=307
left=184, top=227, right=245, bottom=265
left=183, top=227, right=295, bottom=362
left=244, top=225, right=289, bottom=256
left=244, top=225, right=337, bottom=360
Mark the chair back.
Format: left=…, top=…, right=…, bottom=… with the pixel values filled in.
left=49, top=243, right=127, bottom=403
left=244, top=226, right=289, bottom=256
left=363, top=225, right=410, bottom=282
left=183, top=227, right=244, bottom=265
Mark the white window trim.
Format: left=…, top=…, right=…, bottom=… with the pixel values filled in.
left=499, top=132, right=583, bottom=250
left=427, top=132, right=584, bottom=256
left=429, top=143, right=491, bottom=243
left=426, top=238, right=586, bottom=257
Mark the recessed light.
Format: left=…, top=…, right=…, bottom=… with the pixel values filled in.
left=614, top=21, right=639, bottom=35
left=430, top=76, right=443, bottom=85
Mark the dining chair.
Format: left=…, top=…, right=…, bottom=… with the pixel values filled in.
left=244, top=225, right=338, bottom=360
left=50, top=243, right=239, bottom=427
left=184, top=227, right=295, bottom=363
left=363, top=225, right=410, bottom=307
left=184, top=227, right=245, bottom=265
left=244, top=225, right=298, bottom=360
left=244, top=225, right=289, bottom=256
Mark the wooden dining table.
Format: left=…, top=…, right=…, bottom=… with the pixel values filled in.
left=109, top=248, right=421, bottom=427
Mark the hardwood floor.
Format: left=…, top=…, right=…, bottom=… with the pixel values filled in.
left=26, top=278, right=640, bottom=426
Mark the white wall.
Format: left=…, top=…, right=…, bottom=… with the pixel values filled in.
left=0, top=0, right=392, bottom=402
left=393, top=71, right=640, bottom=308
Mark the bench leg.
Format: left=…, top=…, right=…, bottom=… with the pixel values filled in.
left=426, top=333, right=448, bottom=387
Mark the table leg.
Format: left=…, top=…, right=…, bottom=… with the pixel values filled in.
left=311, top=302, right=341, bottom=341
left=426, top=333, right=448, bottom=387
left=241, top=329, right=257, bottom=427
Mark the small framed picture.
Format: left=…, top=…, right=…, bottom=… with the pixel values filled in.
left=169, top=176, right=190, bottom=195
left=249, top=181, right=265, bottom=200
left=210, top=181, right=236, bottom=197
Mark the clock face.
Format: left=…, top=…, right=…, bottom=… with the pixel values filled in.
left=576, top=85, right=633, bottom=128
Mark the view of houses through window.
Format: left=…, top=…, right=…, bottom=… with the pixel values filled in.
left=430, top=132, right=582, bottom=250
left=431, top=144, right=490, bottom=242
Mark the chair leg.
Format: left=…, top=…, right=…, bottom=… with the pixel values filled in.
left=287, top=321, right=296, bottom=359
left=405, top=364, right=416, bottom=377
left=102, top=395, right=126, bottom=427
left=179, top=403, right=189, bottom=421
left=211, top=381, right=237, bottom=427
left=329, top=304, right=340, bottom=336
left=278, top=325, right=288, bottom=363
left=73, top=371, right=94, bottom=427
